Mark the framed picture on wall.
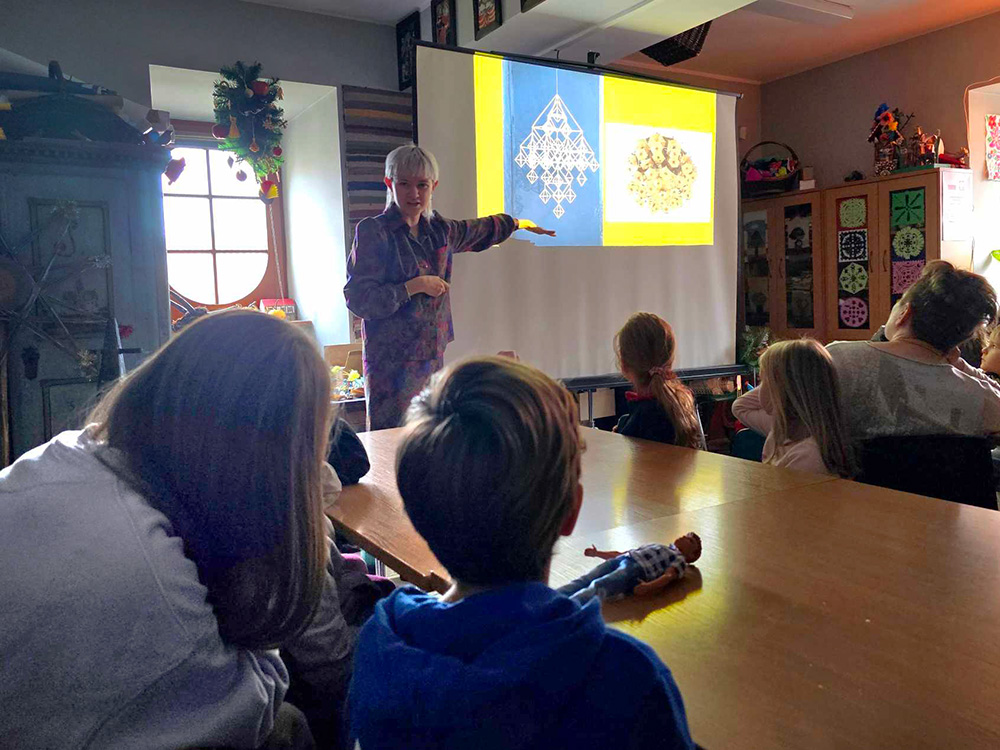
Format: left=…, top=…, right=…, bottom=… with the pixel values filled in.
left=41, top=376, right=99, bottom=442
left=521, top=0, right=546, bottom=11
left=473, top=0, right=503, bottom=41
left=396, top=10, right=422, bottom=91
left=432, top=0, right=457, bottom=46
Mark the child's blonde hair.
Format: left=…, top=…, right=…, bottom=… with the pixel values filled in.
left=758, top=339, right=852, bottom=477
left=615, top=312, right=701, bottom=449
left=397, top=357, right=582, bottom=585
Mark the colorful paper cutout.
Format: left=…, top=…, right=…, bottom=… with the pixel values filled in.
left=839, top=263, right=869, bottom=294
left=892, top=260, right=925, bottom=295
left=838, top=229, right=868, bottom=262
left=839, top=297, right=869, bottom=328
left=839, top=198, right=867, bottom=229
left=987, top=114, right=1000, bottom=182
left=892, top=226, right=925, bottom=259
left=891, top=189, right=925, bottom=228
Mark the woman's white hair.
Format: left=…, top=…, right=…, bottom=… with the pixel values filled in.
left=384, top=144, right=440, bottom=217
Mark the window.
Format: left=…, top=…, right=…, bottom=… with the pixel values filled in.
left=162, top=146, right=273, bottom=305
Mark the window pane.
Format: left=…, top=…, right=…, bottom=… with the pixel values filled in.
left=168, top=252, right=216, bottom=304
left=163, top=196, right=212, bottom=250
left=213, top=198, right=268, bottom=250
left=162, top=147, right=209, bottom=195
left=216, top=252, right=269, bottom=303
left=209, top=149, right=260, bottom=197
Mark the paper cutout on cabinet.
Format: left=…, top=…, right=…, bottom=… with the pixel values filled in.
left=838, top=230, right=868, bottom=262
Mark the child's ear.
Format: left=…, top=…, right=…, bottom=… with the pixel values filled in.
left=560, top=483, right=584, bottom=537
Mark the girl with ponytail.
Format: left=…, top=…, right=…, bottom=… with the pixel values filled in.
left=614, top=313, right=704, bottom=449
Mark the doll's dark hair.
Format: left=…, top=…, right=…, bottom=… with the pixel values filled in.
left=396, top=357, right=582, bottom=585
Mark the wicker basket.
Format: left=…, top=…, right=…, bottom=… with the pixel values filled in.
left=740, top=141, right=801, bottom=198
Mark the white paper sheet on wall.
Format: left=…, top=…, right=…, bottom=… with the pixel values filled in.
left=941, top=169, right=973, bottom=242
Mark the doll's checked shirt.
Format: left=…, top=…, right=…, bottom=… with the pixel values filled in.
left=627, top=544, right=688, bottom=582
left=344, top=204, right=517, bottom=364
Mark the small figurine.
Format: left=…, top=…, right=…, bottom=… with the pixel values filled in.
left=557, top=532, right=702, bottom=604
left=939, top=147, right=970, bottom=168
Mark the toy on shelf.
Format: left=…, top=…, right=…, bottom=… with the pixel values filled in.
left=938, top=147, right=970, bottom=168
left=868, top=103, right=913, bottom=175
left=331, top=365, right=365, bottom=401
left=740, top=141, right=800, bottom=198
left=259, top=297, right=297, bottom=320
left=556, top=532, right=702, bottom=604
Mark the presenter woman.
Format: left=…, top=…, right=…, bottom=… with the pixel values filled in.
left=344, top=144, right=554, bottom=430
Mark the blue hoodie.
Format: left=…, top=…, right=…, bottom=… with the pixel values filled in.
left=349, top=582, right=694, bottom=749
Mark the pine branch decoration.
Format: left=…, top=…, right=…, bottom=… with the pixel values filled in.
left=212, top=61, right=286, bottom=187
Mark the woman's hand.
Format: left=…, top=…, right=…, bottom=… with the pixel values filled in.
left=516, top=218, right=556, bottom=237
left=405, top=275, right=450, bottom=298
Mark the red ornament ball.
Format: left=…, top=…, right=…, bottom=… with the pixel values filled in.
left=251, top=80, right=270, bottom=97
left=236, top=170, right=248, bottom=182
left=211, top=122, right=229, bottom=140
left=272, top=146, right=283, bottom=157
left=249, top=140, right=260, bottom=153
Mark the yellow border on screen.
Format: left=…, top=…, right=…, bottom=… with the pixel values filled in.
left=474, top=54, right=505, bottom=217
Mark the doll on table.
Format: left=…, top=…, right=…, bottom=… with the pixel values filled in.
left=557, top=533, right=702, bottom=605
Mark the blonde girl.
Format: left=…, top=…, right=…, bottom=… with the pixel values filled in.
left=733, top=338, right=852, bottom=476
left=614, top=312, right=703, bottom=449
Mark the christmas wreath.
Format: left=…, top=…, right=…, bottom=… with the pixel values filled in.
left=212, top=61, right=285, bottom=202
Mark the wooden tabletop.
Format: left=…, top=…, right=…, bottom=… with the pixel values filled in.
left=330, top=427, right=838, bottom=591
left=331, top=427, right=1000, bottom=747
left=550, top=480, right=1000, bottom=749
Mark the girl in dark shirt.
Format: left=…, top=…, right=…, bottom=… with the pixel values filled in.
left=614, top=313, right=703, bottom=449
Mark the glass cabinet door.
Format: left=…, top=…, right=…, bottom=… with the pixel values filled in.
left=775, top=194, right=823, bottom=337
left=742, top=205, right=771, bottom=328
left=827, top=187, right=878, bottom=338
left=782, top=201, right=815, bottom=330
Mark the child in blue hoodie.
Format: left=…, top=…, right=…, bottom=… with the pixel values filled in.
left=349, top=356, right=695, bottom=750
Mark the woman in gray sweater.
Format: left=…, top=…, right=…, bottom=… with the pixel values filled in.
left=0, top=311, right=332, bottom=748
left=828, top=261, right=1000, bottom=439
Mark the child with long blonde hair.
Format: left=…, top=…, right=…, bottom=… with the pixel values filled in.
left=733, top=339, right=852, bottom=476
left=614, top=312, right=703, bottom=449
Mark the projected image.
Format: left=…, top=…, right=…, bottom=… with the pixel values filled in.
left=503, top=61, right=602, bottom=246
left=604, top=124, right=713, bottom=225
left=625, top=133, right=697, bottom=214
left=514, top=94, right=599, bottom=220
left=475, top=54, right=717, bottom=246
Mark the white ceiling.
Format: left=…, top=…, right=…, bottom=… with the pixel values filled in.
left=240, top=0, right=1000, bottom=85
left=240, top=0, right=420, bottom=24
left=666, top=0, right=1000, bottom=83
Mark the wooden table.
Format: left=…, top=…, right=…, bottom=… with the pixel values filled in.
left=329, top=428, right=1000, bottom=748
left=331, top=428, right=837, bottom=591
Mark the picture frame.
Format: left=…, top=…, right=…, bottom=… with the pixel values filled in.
left=40, top=376, right=99, bottom=442
left=395, top=10, right=422, bottom=91
left=521, top=0, right=546, bottom=11
left=473, top=0, right=503, bottom=41
left=431, top=0, right=458, bottom=46
left=29, top=199, right=114, bottom=333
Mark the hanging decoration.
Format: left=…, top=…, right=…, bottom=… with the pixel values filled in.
left=212, top=61, right=286, bottom=202
left=514, top=93, right=599, bottom=219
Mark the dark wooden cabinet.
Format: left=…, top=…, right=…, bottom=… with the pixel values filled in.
left=0, top=140, right=171, bottom=462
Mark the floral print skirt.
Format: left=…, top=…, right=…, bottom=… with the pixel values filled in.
left=364, top=356, right=444, bottom=431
